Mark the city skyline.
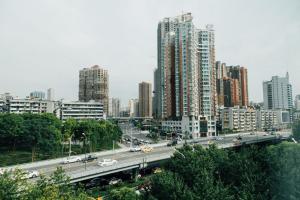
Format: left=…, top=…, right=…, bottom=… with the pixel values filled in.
left=0, top=0, right=299, bottom=106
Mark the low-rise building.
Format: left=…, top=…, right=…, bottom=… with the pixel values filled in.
left=8, top=98, right=50, bottom=114
left=162, top=116, right=202, bottom=138
left=0, top=98, right=4, bottom=112
left=57, top=101, right=104, bottom=121
left=257, top=109, right=292, bottom=130
left=221, top=107, right=256, bottom=132
left=256, top=110, right=279, bottom=131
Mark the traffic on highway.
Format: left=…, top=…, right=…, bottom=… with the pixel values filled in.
left=0, top=129, right=290, bottom=185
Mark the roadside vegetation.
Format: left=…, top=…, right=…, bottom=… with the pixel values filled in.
left=0, top=113, right=122, bottom=166
left=292, top=119, right=300, bottom=141
left=144, top=142, right=300, bottom=200
left=1, top=142, right=299, bottom=200
left=0, top=167, right=93, bottom=200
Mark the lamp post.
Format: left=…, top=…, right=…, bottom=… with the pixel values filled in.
left=82, top=133, right=87, bottom=170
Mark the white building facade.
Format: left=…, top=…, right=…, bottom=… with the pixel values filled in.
left=8, top=98, right=50, bottom=114
left=57, top=101, right=104, bottom=121
left=263, top=73, right=293, bottom=110
left=161, top=116, right=201, bottom=138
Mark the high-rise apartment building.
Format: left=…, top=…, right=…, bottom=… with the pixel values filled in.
left=215, top=62, right=249, bottom=107
left=155, top=13, right=198, bottom=119
left=47, top=88, right=54, bottom=101
left=295, top=95, right=300, bottom=111
left=197, top=25, right=216, bottom=135
left=216, top=61, right=227, bottom=106
left=108, top=98, right=120, bottom=117
left=226, top=66, right=249, bottom=107
left=79, top=65, right=109, bottom=114
left=138, top=82, right=152, bottom=118
left=223, top=78, right=240, bottom=107
left=129, top=99, right=139, bottom=117
left=154, top=13, right=216, bottom=136
left=263, top=73, right=293, bottom=110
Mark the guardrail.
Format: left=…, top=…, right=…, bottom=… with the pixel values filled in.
left=69, top=152, right=172, bottom=183
left=5, top=131, right=291, bottom=173
left=69, top=135, right=289, bottom=183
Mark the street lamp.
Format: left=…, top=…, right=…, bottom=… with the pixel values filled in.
left=82, top=132, right=87, bottom=170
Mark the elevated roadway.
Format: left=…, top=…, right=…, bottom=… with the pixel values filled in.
left=4, top=131, right=291, bottom=183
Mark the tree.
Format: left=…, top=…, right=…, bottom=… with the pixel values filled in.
left=0, top=113, right=24, bottom=151
left=292, top=119, right=300, bottom=141
left=149, top=171, right=193, bottom=200
left=0, top=169, right=29, bottom=200
left=110, top=187, right=140, bottom=200
left=62, top=118, right=78, bottom=156
left=0, top=167, right=92, bottom=200
left=23, top=113, right=62, bottom=161
left=267, top=142, right=300, bottom=200
left=167, top=145, right=232, bottom=200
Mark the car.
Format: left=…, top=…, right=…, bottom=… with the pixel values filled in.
left=63, top=156, right=81, bottom=164
left=233, top=139, right=241, bottom=145
left=24, top=170, right=39, bottom=179
left=0, top=168, right=4, bottom=175
left=141, top=145, right=153, bottom=153
left=85, top=177, right=108, bottom=188
left=236, top=135, right=242, bottom=140
left=109, top=177, right=122, bottom=185
left=98, top=159, right=118, bottom=167
left=216, top=137, right=224, bottom=141
left=130, top=146, right=141, bottom=152
left=263, top=133, right=269, bottom=136
left=208, top=140, right=215, bottom=145
left=153, top=167, right=162, bottom=174
left=250, top=132, right=255, bottom=135
left=82, top=154, right=97, bottom=163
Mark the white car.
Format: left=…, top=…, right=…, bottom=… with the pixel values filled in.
left=63, top=156, right=81, bottom=164
left=98, top=159, right=118, bottom=167
left=109, top=178, right=122, bottom=185
left=130, top=146, right=141, bottom=152
left=0, top=168, right=4, bottom=175
left=25, top=170, right=39, bottom=179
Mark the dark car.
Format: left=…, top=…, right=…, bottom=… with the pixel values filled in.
left=82, top=154, right=97, bottom=163
left=236, top=135, right=242, bottom=140
left=85, top=177, right=108, bottom=188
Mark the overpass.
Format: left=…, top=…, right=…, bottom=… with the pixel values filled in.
left=107, top=116, right=153, bottom=121
left=4, top=131, right=291, bottom=183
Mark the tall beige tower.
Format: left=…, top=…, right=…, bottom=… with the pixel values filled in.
left=79, top=65, right=109, bottom=114
left=138, top=82, right=152, bottom=118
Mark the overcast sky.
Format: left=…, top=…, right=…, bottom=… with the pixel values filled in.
left=1, top=0, right=299, bottom=107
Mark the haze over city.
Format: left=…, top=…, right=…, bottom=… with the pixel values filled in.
left=0, top=0, right=299, bottom=105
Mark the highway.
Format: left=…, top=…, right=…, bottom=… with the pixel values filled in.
left=3, top=131, right=291, bottom=183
